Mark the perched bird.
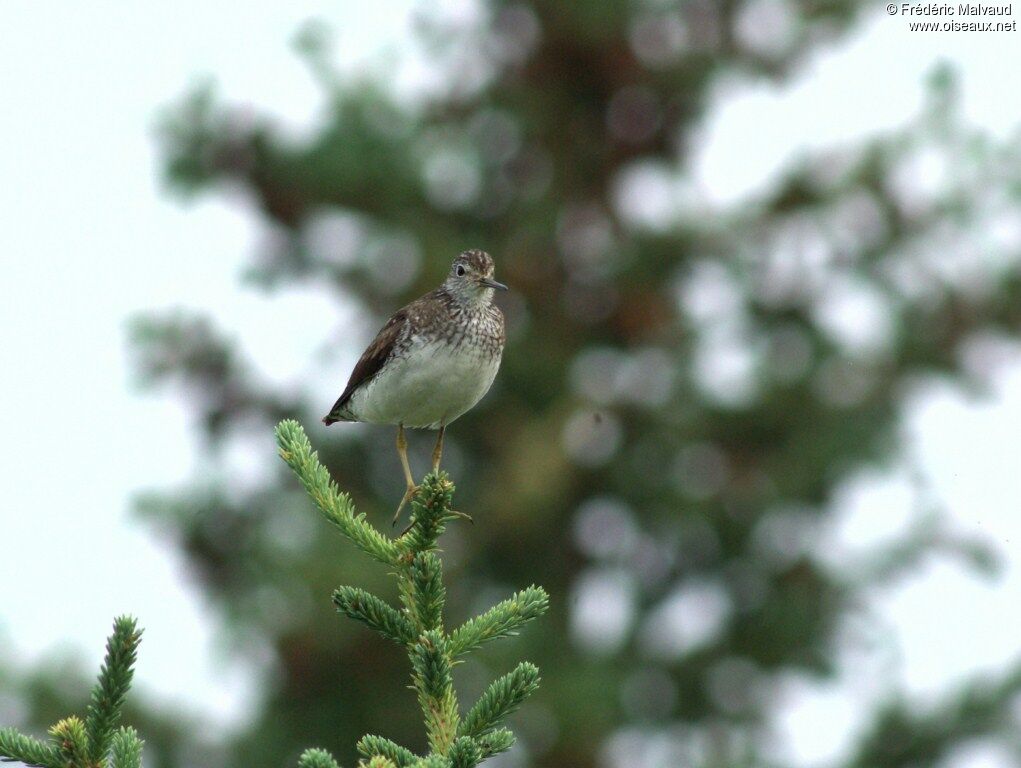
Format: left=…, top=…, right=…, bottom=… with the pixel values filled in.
left=323, top=249, right=507, bottom=521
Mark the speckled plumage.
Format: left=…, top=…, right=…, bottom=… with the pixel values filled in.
left=323, top=249, right=506, bottom=431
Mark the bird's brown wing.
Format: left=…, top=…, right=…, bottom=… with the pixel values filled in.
left=323, top=309, right=408, bottom=425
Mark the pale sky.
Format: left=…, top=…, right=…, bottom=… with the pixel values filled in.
left=0, top=3, right=1019, bottom=765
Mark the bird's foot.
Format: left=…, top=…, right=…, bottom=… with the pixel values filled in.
left=392, top=484, right=420, bottom=528
left=397, top=506, right=472, bottom=537
left=448, top=509, right=474, bottom=524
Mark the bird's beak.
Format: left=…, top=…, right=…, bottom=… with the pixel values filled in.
left=479, top=277, right=508, bottom=291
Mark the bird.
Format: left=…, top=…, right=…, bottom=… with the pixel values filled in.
left=322, top=248, right=507, bottom=522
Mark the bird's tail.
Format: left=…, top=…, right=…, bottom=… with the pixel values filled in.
left=323, top=390, right=359, bottom=425
left=322, top=404, right=355, bottom=426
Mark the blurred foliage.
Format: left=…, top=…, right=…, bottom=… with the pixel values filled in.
left=11, top=1, right=1021, bottom=767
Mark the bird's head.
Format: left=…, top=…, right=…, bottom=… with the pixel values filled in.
left=444, top=249, right=507, bottom=305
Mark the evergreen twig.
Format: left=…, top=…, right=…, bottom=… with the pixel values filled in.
left=447, top=736, right=480, bottom=768
left=333, top=587, right=416, bottom=646
left=50, top=717, right=90, bottom=766
left=279, top=420, right=548, bottom=767
left=410, top=631, right=459, bottom=755
left=408, top=758, right=447, bottom=768
left=0, top=617, right=143, bottom=768
left=475, top=730, right=514, bottom=761
left=447, top=587, right=549, bottom=658
left=110, top=727, right=145, bottom=768
left=459, top=663, right=540, bottom=739
left=396, top=480, right=458, bottom=557
left=409, top=553, right=445, bottom=633
left=0, top=728, right=59, bottom=768
left=276, top=420, right=401, bottom=566
left=297, top=748, right=342, bottom=768
left=357, top=735, right=417, bottom=767
left=85, top=616, right=142, bottom=763
left=364, top=758, right=399, bottom=768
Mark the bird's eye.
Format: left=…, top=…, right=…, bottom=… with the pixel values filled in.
left=455, top=265, right=466, bottom=277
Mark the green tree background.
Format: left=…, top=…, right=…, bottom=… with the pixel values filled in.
left=7, top=2, right=1021, bottom=767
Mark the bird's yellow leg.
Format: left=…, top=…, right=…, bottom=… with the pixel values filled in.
left=427, top=424, right=474, bottom=524
left=431, top=425, right=445, bottom=475
left=393, top=424, right=418, bottom=526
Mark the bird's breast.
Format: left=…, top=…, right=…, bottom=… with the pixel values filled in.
left=347, top=336, right=502, bottom=429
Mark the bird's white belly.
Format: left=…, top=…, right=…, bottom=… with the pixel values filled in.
left=349, top=339, right=501, bottom=429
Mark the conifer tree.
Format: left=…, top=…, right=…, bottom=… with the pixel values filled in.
left=276, top=419, right=548, bottom=768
